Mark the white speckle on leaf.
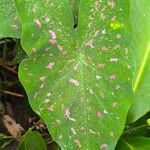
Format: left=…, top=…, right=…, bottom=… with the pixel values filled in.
left=47, top=92, right=52, bottom=97
left=110, top=58, right=118, bottom=62
left=102, top=29, right=106, bottom=34
left=113, top=102, right=118, bottom=108
left=100, top=13, right=106, bottom=21
left=89, top=129, right=96, bottom=135
left=103, top=109, right=108, bottom=114
left=98, top=64, right=105, bottom=69
left=44, top=99, right=50, bottom=103
left=86, top=39, right=94, bottom=48
left=102, top=46, right=109, bottom=51
left=100, top=92, right=105, bottom=98
left=110, top=75, right=116, bottom=80
left=58, top=135, right=62, bottom=139
left=115, top=85, right=121, bottom=90
left=39, top=77, right=46, bottom=81
left=71, top=128, right=76, bottom=135
left=69, top=78, right=80, bottom=86
left=48, top=105, right=54, bottom=112
left=40, top=83, right=44, bottom=88
left=45, top=17, right=50, bottom=23
left=55, top=120, right=61, bottom=125
left=32, top=48, right=36, bottom=52
left=10, top=25, right=18, bottom=30
left=100, top=143, right=108, bottom=149
left=46, top=62, right=55, bottom=69
left=97, top=112, right=103, bottom=119
left=88, top=89, right=94, bottom=95
left=65, top=108, right=76, bottom=122
left=110, top=132, right=114, bottom=137
left=73, top=63, right=79, bottom=71
left=116, top=34, right=121, bottom=39
left=96, top=75, right=101, bottom=80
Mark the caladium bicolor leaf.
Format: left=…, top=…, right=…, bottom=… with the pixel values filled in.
left=127, top=0, right=150, bottom=123
left=0, top=0, right=21, bottom=39
left=16, top=0, right=134, bottom=149
left=18, top=130, right=46, bottom=150
left=116, top=137, right=150, bottom=150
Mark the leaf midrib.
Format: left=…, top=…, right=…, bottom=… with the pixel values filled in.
left=133, top=41, right=150, bottom=92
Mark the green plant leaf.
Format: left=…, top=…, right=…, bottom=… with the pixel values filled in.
left=116, top=137, right=150, bottom=150
left=0, top=0, right=21, bottom=39
left=16, top=0, right=134, bottom=149
left=127, top=0, right=150, bottom=123
left=18, top=130, right=46, bottom=150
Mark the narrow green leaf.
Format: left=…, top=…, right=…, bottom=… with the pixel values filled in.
left=0, top=0, right=21, bottom=39
left=18, top=130, right=46, bottom=150
left=127, top=0, right=150, bottom=123
left=17, top=0, right=134, bottom=149
left=116, top=137, right=150, bottom=150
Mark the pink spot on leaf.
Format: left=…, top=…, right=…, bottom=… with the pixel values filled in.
left=110, top=75, right=116, bottom=80
left=108, top=1, right=115, bottom=8
left=49, top=39, right=57, bottom=45
left=47, top=92, right=52, bottom=97
left=39, top=77, right=46, bottom=81
left=100, top=143, right=108, bottom=149
left=97, top=112, right=103, bottom=119
left=86, top=40, right=94, bottom=48
left=33, top=19, right=42, bottom=28
left=74, top=140, right=81, bottom=148
left=46, top=62, right=55, bottom=69
left=98, top=64, right=105, bottom=69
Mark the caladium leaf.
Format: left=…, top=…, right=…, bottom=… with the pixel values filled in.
left=0, top=0, right=21, bottom=39
left=127, top=0, right=150, bottom=123
left=18, top=130, right=46, bottom=150
left=116, top=137, right=150, bottom=150
left=16, top=0, right=134, bottom=149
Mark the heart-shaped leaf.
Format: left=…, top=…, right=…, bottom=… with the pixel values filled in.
left=0, top=0, right=21, bottom=39
left=127, top=0, right=150, bottom=123
left=16, top=0, right=134, bottom=149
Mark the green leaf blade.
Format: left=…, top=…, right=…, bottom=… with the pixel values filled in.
left=127, top=0, right=150, bottom=123
left=17, top=0, right=134, bottom=149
